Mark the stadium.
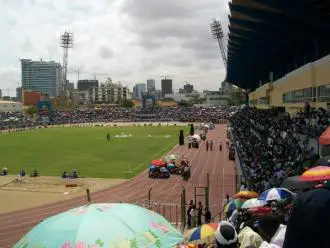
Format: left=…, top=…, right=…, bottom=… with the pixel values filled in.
left=226, top=0, right=330, bottom=114
left=0, top=0, right=330, bottom=247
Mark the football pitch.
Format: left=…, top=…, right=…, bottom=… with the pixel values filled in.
left=0, top=126, right=187, bottom=178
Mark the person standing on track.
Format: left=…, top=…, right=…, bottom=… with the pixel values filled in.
left=219, top=142, right=223, bottom=151
left=210, top=140, right=213, bottom=151
left=206, top=141, right=209, bottom=151
left=197, top=201, right=203, bottom=226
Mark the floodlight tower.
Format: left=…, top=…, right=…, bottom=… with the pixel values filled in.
left=210, top=19, right=227, bottom=70
left=60, top=31, right=74, bottom=92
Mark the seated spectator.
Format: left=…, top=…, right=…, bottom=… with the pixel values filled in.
left=30, top=168, right=39, bottom=177
left=238, top=226, right=263, bottom=248
left=215, top=221, right=238, bottom=248
left=257, top=215, right=284, bottom=244
left=19, top=168, right=26, bottom=177
left=72, top=168, right=78, bottom=178
left=0, top=167, right=8, bottom=176
left=62, top=171, right=68, bottom=179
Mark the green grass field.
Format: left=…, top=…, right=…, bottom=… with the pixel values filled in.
left=0, top=126, right=187, bottom=178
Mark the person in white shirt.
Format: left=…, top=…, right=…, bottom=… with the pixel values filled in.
left=189, top=207, right=195, bottom=228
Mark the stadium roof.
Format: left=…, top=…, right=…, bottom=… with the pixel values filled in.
left=226, top=0, right=330, bottom=90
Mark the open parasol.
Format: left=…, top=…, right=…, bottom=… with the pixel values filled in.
left=14, top=203, right=184, bottom=248
left=185, top=223, right=219, bottom=244
left=300, top=166, right=330, bottom=181
left=151, top=160, right=166, bottom=167
left=235, top=191, right=259, bottom=199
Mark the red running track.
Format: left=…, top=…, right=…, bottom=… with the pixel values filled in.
left=0, top=124, right=236, bottom=247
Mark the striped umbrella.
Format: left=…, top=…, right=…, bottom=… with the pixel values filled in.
left=186, top=223, right=219, bottom=244
left=235, top=191, right=259, bottom=199
left=300, top=166, right=330, bottom=181
left=259, top=188, right=294, bottom=202
left=224, top=199, right=244, bottom=214
left=241, top=198, right=266, bottom=209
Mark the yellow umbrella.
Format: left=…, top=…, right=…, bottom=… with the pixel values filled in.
left=185, top=223, right=219, bottom=244
left=235, top=191, right=259, bottom=199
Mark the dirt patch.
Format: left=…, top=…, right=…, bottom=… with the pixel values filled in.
left=0, top=176, right=126, bottom=214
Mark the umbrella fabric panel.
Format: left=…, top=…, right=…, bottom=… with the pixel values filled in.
left=300, top=166, right=330, bottom=181
left=224, top=199, right=243, bottom=213
left=281, top=176, right=315, bottom=190
left=235, top=191, right=259, bottom=199
left=259, top=188, right=294, bottom=201
left=241, top=198, right=266, bottom=209
left=14, top=203, right=184, bottom=248
left=187, top=223, right=219, bottom=243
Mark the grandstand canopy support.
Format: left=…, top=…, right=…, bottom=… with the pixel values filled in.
left=226, top=0, right=330, bottom=90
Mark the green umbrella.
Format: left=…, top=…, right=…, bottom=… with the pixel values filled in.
left=14, top=203, right=184, bottom=248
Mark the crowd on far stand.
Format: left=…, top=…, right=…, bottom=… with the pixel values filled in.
left=0, top=106, right=238, bottom=130
left=230, top=105, right=326, bottom=192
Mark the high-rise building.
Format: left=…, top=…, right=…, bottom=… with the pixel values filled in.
left=77, top=79, right=99, bottom=91
left=179, top=83, right=194, bottom=93
left=146, top=79, right=156, bottom=92
left=161, top=79, right=173, bottom=97
left=21, top=59, right=61, bottom=97
left=133, top=83, right=146, bottom=99
left=0, top=89, right=2, bottom=99
left=89, top=82, right=128, bottom=104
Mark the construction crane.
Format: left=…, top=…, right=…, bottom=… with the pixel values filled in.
left=210, top=19, right=227, bottom=70
left=161, top=75, right=173, bottom=80
left=67, top=69, right=111, bottom=81
left=91, top=73, right=111, bottom=80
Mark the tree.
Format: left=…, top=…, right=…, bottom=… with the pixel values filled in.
left=162, top=97, right=175, bottom=102
left=121, top=99, right=134, bottom=108
left=25, top=105, right=37, bottom=116
left=178, top=100, right=190, bottom=107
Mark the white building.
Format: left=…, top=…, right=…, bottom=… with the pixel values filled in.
left=164, top=92, right=205, bottom=102
left=221, top=81, right=233, bottom=93
left=0, top=100, right=23, bottom=112
left=79, top=91, right=90, bottom=105
left=89, top=82, right=128, bottom=104
left=204, top=90, right=232, bottom=106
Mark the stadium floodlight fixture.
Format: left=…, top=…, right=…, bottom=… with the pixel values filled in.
left=210, top=19, right=227, bottom=69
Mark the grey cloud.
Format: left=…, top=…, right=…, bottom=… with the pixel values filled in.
left=121, top=0, right=204, bottom=22
left=134, top=20, right=194, bottom=40
left=122, top=0, right=225, bottom=63
left=98, top=46, right=114, bottom=59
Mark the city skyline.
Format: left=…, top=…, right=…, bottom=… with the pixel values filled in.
left=0, top=0, right=230, bottom=96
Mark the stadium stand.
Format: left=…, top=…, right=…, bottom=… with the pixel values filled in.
left=226, top=0, right=330, bottom=115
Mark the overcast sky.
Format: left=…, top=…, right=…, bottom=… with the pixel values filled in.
left=0, top=0, right=230, bottom=95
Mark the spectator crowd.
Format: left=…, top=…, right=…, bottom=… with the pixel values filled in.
left=230, top=105, right=328, bottom=192
left=0, top=106, right=237, bottom=130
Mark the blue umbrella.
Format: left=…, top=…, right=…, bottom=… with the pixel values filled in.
left=149, top=165, right=156, bottom=170
left=259, top=188, right=294, bottom=201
